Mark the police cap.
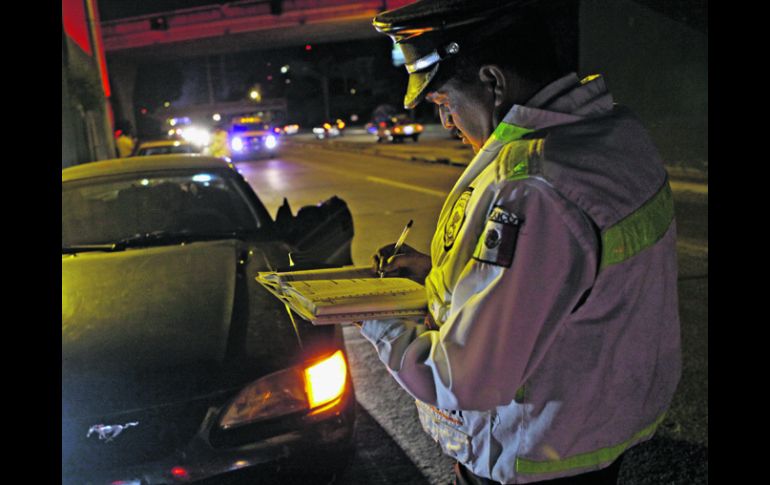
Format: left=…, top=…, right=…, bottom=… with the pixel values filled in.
left=373, top=0, right=563, bottom=109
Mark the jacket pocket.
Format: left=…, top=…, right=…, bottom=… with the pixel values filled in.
left=416, top=400, right=472, bottom=463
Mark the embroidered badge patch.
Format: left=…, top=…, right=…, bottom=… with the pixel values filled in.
left=444, top=188, right=473, bottom=251
left=473, top=206, right=522, bottom=267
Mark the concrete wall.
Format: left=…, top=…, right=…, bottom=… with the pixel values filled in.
left=580, top=0, right=707, bottom=168
left=62, top=31, right=117, bottom=167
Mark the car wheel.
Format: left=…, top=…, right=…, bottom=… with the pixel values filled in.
left=412, top=134, right=420, bottom=142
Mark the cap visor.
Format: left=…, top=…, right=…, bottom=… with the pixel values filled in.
left=404, top=65, right=439, bottom=109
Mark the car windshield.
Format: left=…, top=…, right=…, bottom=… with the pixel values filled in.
left=62, top=169, right=261, bottom=247
left=231, top=123, right=267, bottom=133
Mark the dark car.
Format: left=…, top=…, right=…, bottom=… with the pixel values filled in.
left=62, top=155, right=356, bottom=485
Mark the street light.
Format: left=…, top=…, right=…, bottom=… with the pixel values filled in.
left=249, top=90, right=261, bottom=102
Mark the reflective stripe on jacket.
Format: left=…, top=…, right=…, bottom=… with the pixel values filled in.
left=361, top=74, right=681, bottom=483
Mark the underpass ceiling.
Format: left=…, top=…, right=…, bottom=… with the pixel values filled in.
left=106, top=17, right=383, bottom=62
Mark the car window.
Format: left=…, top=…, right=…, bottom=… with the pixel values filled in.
left=63, top=170, right=262, bottom=246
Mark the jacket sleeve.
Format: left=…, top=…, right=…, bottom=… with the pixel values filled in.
left=360, top=178, right=599, bottom=410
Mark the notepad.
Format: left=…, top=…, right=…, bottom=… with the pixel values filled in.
left=256, top=266, right=427, bottom=325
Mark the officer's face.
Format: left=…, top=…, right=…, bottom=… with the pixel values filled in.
left=426, top=77, right=495, bottom=154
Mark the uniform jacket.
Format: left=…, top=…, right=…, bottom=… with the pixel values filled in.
left=360, top=74, right=681, bottom=483
left=116, top=135, right=135, bottom=158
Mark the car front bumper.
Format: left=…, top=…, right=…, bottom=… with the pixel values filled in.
left=63, top=387, right=356, bottom=485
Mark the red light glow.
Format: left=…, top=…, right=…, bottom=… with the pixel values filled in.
left=305, top=44, right=312, bottom=51
left=171, top=466, right=189, bottom=480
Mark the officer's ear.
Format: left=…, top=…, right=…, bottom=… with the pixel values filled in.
left=478, top=65, right=510, bottom=108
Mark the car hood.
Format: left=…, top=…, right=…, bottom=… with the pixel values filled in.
left=63, top=240, right=238, bottom=372
left=62, top=239, right=300, bottom=417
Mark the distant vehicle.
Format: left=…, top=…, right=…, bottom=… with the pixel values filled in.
left=228, top=117, right=280, bottom=160
left=312, top=120, right=344, bottom=140
left=376, top=114, right=423, bottom=143
left=134, top=139, right=203, bottom=157
left=283, top=123, right=300, bottom=136
left=62, top=155, right=356, bottom=485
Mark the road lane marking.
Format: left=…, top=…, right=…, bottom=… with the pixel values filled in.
left=670, top=180, right=708, bottom=195
left=677, top=239, right=708, bottom=254
left=365, top=176, right=447, bottom=198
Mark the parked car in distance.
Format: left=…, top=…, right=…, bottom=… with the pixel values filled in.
left=134, top=139, right=203, bottom=156
left=62, top=155, right=356, bottom=485
left=375, top=114, right=423, bottom=143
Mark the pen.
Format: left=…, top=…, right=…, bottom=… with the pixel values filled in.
left=379, top=219, right=413, bottom=278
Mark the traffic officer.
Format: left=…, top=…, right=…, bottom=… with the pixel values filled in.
left=364, top=1, right=681, bottom=484
left=115, top=129, right=135, bottom=158
left=207, top=123, right=232, bottom=159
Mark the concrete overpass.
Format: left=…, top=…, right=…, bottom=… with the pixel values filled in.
left=102, top=0, right=412, bottom=61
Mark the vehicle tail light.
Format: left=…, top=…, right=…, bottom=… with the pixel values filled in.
left=218, top=351, right=348, bottom=429
left=170, top=467, right=189, bottom=481
left=304, top=350, right=347, bottom=408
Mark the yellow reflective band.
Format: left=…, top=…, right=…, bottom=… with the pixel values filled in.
left=600, top=180, right=674, bottom=270
left=492, top=122, right=535, bottom=144
left=496, top=138, right=544, bottom=181
left=516, top=413, right=667, bottom=475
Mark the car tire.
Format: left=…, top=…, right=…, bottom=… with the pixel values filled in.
left=412, top=134, right=420, bottom=142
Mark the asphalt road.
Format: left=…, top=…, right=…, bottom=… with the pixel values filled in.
left=235, top=137, right=708, bottom=485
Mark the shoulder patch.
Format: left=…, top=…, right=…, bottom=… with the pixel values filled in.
left=472, top=206, right=522, bottom=267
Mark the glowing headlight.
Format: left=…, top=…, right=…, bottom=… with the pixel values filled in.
left=403, top=126, right=414, bottom=135
left=265, top=135, right=278, bottom=149
left=304, top=350, right=347, bottom=408
left=182, top=127, right=211, bottom=146
left=231, top=137, right=244, bottom=152
left=218, top=350, right=348, bottom=429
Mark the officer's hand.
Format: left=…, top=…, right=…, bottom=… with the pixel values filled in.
left=371, top=243, right=431, bottom=284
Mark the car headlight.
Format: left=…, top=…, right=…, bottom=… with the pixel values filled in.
left=219, top=350, right=348, bottom=429
left=265, top=135, right=278, bottom=149
left=231, top=137, right=244, bottom=152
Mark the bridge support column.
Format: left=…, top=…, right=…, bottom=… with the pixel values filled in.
left=107, top=58, right=138, bottom=134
